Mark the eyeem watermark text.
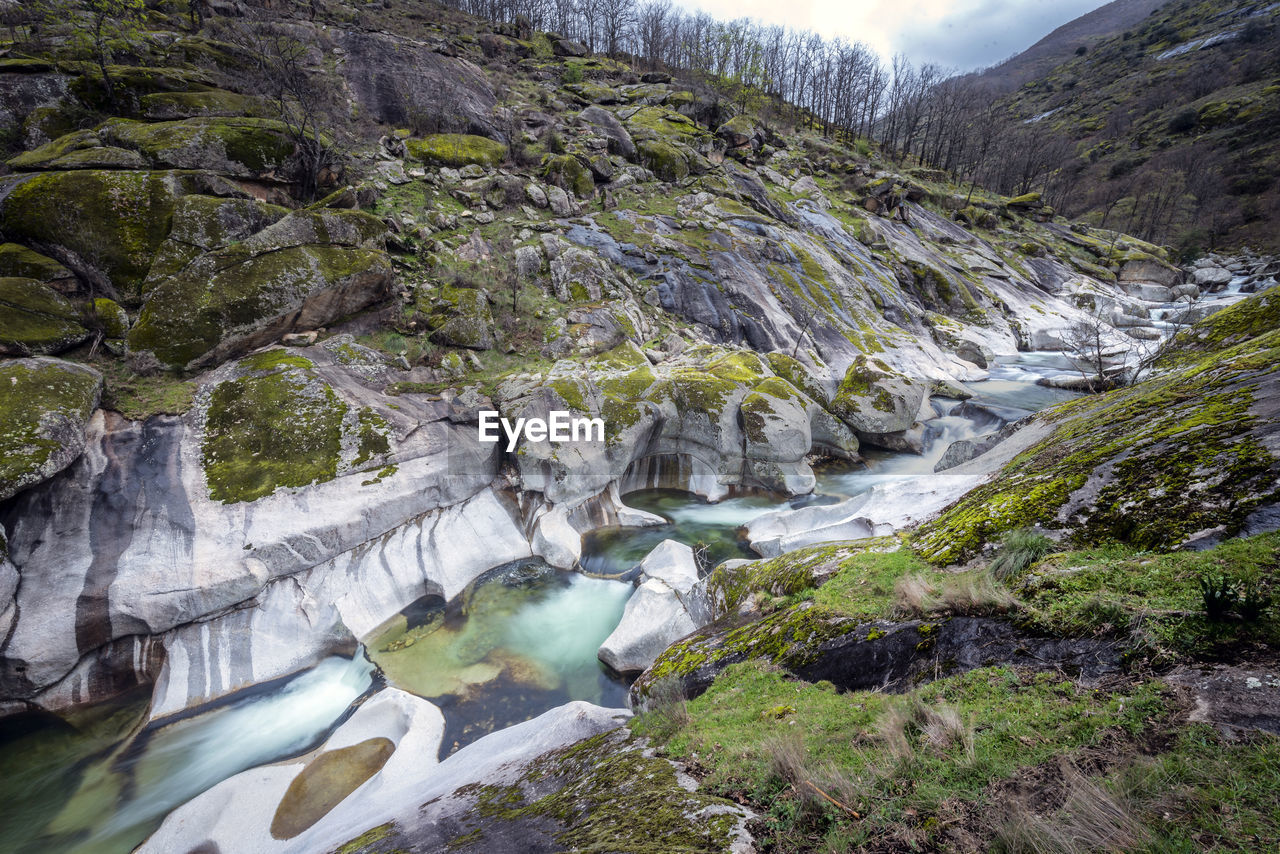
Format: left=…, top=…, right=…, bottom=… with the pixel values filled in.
left=478, top=410, right=605, bottom=451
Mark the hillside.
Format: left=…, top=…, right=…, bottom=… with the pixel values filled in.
left=975, top=0, right=1169, bottom=91
left=985, top=0, right=1280, bottom=252
left=0, top=1, right=1278, bottom=853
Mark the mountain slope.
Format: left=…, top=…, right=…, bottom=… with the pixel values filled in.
left=976, top=0, right=1170, bottom=91
left=985, top=0, right=1280, bottom=252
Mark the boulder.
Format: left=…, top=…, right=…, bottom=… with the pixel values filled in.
left=407, top=134, right=507, bottom=168
left=425, top=286, right=496, bottom=351
left=0, top=277, right=89, bottom=355
left=10, top=117, right=298, bottom=180
left=545, top=184, right=573, bottom=216
left=577, top=105, right=636, bottom=160
left=1192, top=266, right=1233, bottom=287
left=128, top=209, right=392, bottom=371
left=552, top=38, right=589, bottom=57
left=0, top=357, right=101, bottom=501
left=829, top=356, right=925, bottom=436
left=1119, top=258, right=1181, bottom=290
left=336, top=30, right=499, bottom=138
left=0, top=169, right=234, bottom=296
left=0, top=242, right=75, bottom=290
left=542, top=153, right=594, bottom=198
left=598, top=539, right=701, bottom=674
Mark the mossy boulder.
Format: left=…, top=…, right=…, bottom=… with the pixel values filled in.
left=199, top=348, right=392, bottom=504
left=542, top=154, right=595, bottom=198
left=0, top=169, right=216, bottom=297
left=716, top=113, right=759, bottom=149
left=636, top=139, right=689, bottom=182
left=92, top=297, right=130, bottom=339
left=138, top=90, right=271, bottom=121
left=0, top=357, right=102, bottom=501
left=144, top=195, right=290, bottom=286
left=0, top=277, right=90, bottom=356
left=765, top=352, right=829, bottom=405
left=0, top=243, right=72, bottom=286
left=1006, top=191, right=1042, bottom=209
left=406, top=134, right=507, bottom=168
left=830, top=356, right=924, bottom=437
left=129, top=209, right=392, bottom=371
left=68, top=65, right=218, bottom=113
left=422, top=285, right=496, bottom=350
left=11, top=118, right=298, bottom=179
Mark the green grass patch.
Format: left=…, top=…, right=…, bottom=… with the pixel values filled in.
left=641, top=662, right=1172, bottom=852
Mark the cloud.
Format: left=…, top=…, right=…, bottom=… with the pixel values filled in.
left=675, top=0, right=1111, bottom=71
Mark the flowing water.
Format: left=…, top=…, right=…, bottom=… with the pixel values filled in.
left=0, top=654, right=373, bottom=854
left=0, top=351, right=1078, bottom=851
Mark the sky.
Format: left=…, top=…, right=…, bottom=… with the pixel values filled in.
left=672, top=0, right=1114, bottom=71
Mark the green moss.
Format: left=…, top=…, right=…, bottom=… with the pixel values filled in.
left=0, top=358, right=101, bottom=501
left=130, top=224, right=389, bottom=370
left=354, top=408, right=391, bottom=467
left=542, top=154, right=594, bottom=197
left=914, top=324, right=1280, bottom=564
left=333, top=823, right=396, bottom=854
left=636, top=139, right=688, bottom=182
left=0, top=243, right=71, bottom=283
left=449, top=729, right=745, bottom=853
left=765, top=352, right=828, bottom=405
left=0, top=277, right=88, bottom=355
left=0, top=170, right=195, bottom=296
left=201, top=355, right=347, bottom=504
left=407, top=134, right=507, bottom=168
left=92, top=298, right=129, bottom=339
left=1162, top=288, right=1280, bottom=365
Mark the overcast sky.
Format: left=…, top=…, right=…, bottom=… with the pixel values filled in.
left=673, top=0, right=1114, bottom=71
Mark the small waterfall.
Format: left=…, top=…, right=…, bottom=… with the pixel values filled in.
left=13, top=653, right=374, bottom=854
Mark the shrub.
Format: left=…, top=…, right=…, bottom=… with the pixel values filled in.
left=1168, top=108, right=1198, bottom=134
left=562, top=61, right=584, bottom=84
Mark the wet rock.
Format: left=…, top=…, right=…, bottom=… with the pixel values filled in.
left=830, top=356, right=925, bottom=437
left=599, top=540, right=701, bottom=674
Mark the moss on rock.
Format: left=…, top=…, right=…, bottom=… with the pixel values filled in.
left=201, top=353, right=347, bottom=504
left=541, top=154, right=594, bottom=197
left=447, top=729, right=748, bottom=854
left=129, top=209, right=391, bottom=370
left=0, top=243, right=72, bottom=284
left=407, top=134, right=507, bottom=168
left=0, top=277, right=90, bottom=356
left=0, top=169, right=201, bottom=296
left=636, top=139, right=689, bottom=182
left=914, top=307, right=1280, bottom=564
left=0, top=357, right=102, bottom=501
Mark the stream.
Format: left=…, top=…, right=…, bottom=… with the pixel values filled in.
left=0, top=353, right=1077, bottom=854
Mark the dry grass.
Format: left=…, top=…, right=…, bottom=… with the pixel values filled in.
left=894, top=570, right=1016, bottom=618
left=876, top=695, right=976, bottom=765
left=995, top=764, right=1151, bottom=853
